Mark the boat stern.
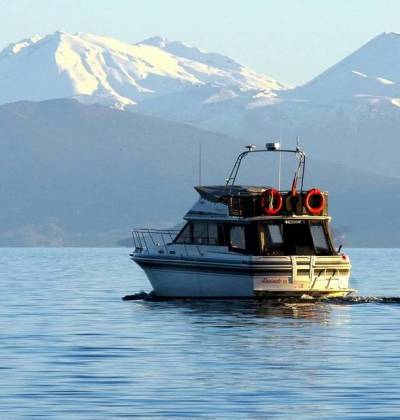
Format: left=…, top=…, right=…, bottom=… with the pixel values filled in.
left=253, top=254, right=353, bottom=299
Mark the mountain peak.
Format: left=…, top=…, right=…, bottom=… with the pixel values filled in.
left=288, top=31, right=400, bottom=103
left=44, top=30, right=74, bottom=43
left=139, top=36, right=170, bottom=48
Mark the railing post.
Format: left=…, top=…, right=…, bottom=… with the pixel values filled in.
left=161, top=233, right=167, bottom=253
left=141, top=231, right=149, bottom=252
left=183, top=242, right=188, bottom=257
left=132, top=231, right=136, bottom=249
left=194, top=240, right=203, bottom=256
left=168, top=230, right=175, bottom=243
left=136, top=231, right=143, bottom=250
left=147, top=228, right=156, bottom=246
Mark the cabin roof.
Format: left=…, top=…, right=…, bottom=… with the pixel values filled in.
left=195, top=185, right=268, bottom=203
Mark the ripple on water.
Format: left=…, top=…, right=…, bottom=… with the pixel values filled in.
left=1, top=248, right=400, bottom=418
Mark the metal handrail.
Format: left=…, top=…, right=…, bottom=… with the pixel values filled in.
left=132, top=228, right=180, bottom=254
left=131, top=228, right=207, bottom=257
left=133, top=228, right=181, bottom=234
left=225, top=147, right=306, bottom=194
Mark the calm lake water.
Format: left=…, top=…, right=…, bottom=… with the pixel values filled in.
left=1, top=248, right=400, bottom=418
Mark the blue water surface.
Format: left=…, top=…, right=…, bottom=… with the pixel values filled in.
left=1, top=248, right=400, bottom=418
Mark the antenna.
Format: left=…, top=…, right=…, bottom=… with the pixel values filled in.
left=278, top=145, right=282, bottom=191
left=279, top=121, right=283, bottom=190
left=198, top=140, right=202, bottom=186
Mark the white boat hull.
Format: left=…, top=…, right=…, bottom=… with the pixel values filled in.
left=142, top=265, right=254, bottom=297
left=134, top=255, right=352, bottom=298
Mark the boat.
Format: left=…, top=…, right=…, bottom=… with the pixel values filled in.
left=130, top=143, right=353, bottom=299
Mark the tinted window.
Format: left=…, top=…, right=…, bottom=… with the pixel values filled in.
left=262, top=223, right=285, bottom=255
left=174, top=222, right=222, bottom=245
left=174, top=223, right=192, bottom=244
left=193, top=222, right=208, bottom=244
left=230, top=225, right=246, bottom=250
left=310, top=222, right=330, bottom=255
left=267, top=224, right=284, bottom=245
left=208, top=223, right=219, bottom=245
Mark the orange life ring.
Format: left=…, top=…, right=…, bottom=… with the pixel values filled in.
left=261, top=188, right=283, bottom=215
left=305, top=188, right=324, bottom=215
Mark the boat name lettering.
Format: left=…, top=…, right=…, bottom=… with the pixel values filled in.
left=262, top=276, right=290, bottom=284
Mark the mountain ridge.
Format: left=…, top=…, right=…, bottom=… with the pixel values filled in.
left=0, top=31, right=286, bottom=109
left=1, top=98, right=400, bottom=247
left=1, top=31, right=400, bottom=179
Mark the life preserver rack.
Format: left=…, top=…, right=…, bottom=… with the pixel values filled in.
left=227, top=188, right=328, bottom=217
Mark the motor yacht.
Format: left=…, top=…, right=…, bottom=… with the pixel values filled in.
left=131, top=143, right=353, bottom=298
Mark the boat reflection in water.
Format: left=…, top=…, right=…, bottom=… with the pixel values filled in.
left=134, top=298, right=353, bottom=326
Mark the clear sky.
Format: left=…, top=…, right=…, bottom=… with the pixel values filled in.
left=0, top=0, right=399, bottom=86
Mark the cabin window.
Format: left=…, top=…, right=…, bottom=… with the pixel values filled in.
left=174, top=223, right=193, bottom=244
left=174, top=222, right=223, bottom=245
left=262, top=222, right=285, bottom=255
left=229, top=225, right=246, bottom=251
left=310, top=222, right=330, bottom=255
left=208, top=223, right=219, bottom=245
left=193, top=222, right=208, bottom=244
left=266, top=224, right=284, bottom=246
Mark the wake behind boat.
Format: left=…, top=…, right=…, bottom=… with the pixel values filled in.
left=130, top=143, right=353, bottom=298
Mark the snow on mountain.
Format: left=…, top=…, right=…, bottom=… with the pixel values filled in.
left=136, top=32, right=400, bottom=178
left=0, top=34, right=43, bottom=56
left=137, top=32, right=400, bottom=135
left=285, top=32, right=400, bottom=105
left=2, top=30, right=400, bottom=178
left=0, top=31, right=287, bottom=108
left=138, top=36, right=287, bottom=92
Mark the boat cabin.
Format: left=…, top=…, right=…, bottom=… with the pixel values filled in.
left=174, top=216, right=335, bottom=257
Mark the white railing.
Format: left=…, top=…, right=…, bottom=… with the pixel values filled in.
left=132, top=228, right=179, bottom=252
left=131, top=228, right=205, bottom=257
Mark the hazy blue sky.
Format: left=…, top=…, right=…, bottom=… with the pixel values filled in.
left=0, top=0, right=399, bottom=85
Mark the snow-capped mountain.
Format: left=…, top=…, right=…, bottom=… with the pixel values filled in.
left=0, top=31, right=287, bottom=108
left=1, top=30, right=400, bottom=177
left=2, top=30, right=400, bottom=112
left=284, top=32, right=400, bottom=106
left=136, top=32, right=400, bottom=178
left=137, top=32, right=400, bottom=126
